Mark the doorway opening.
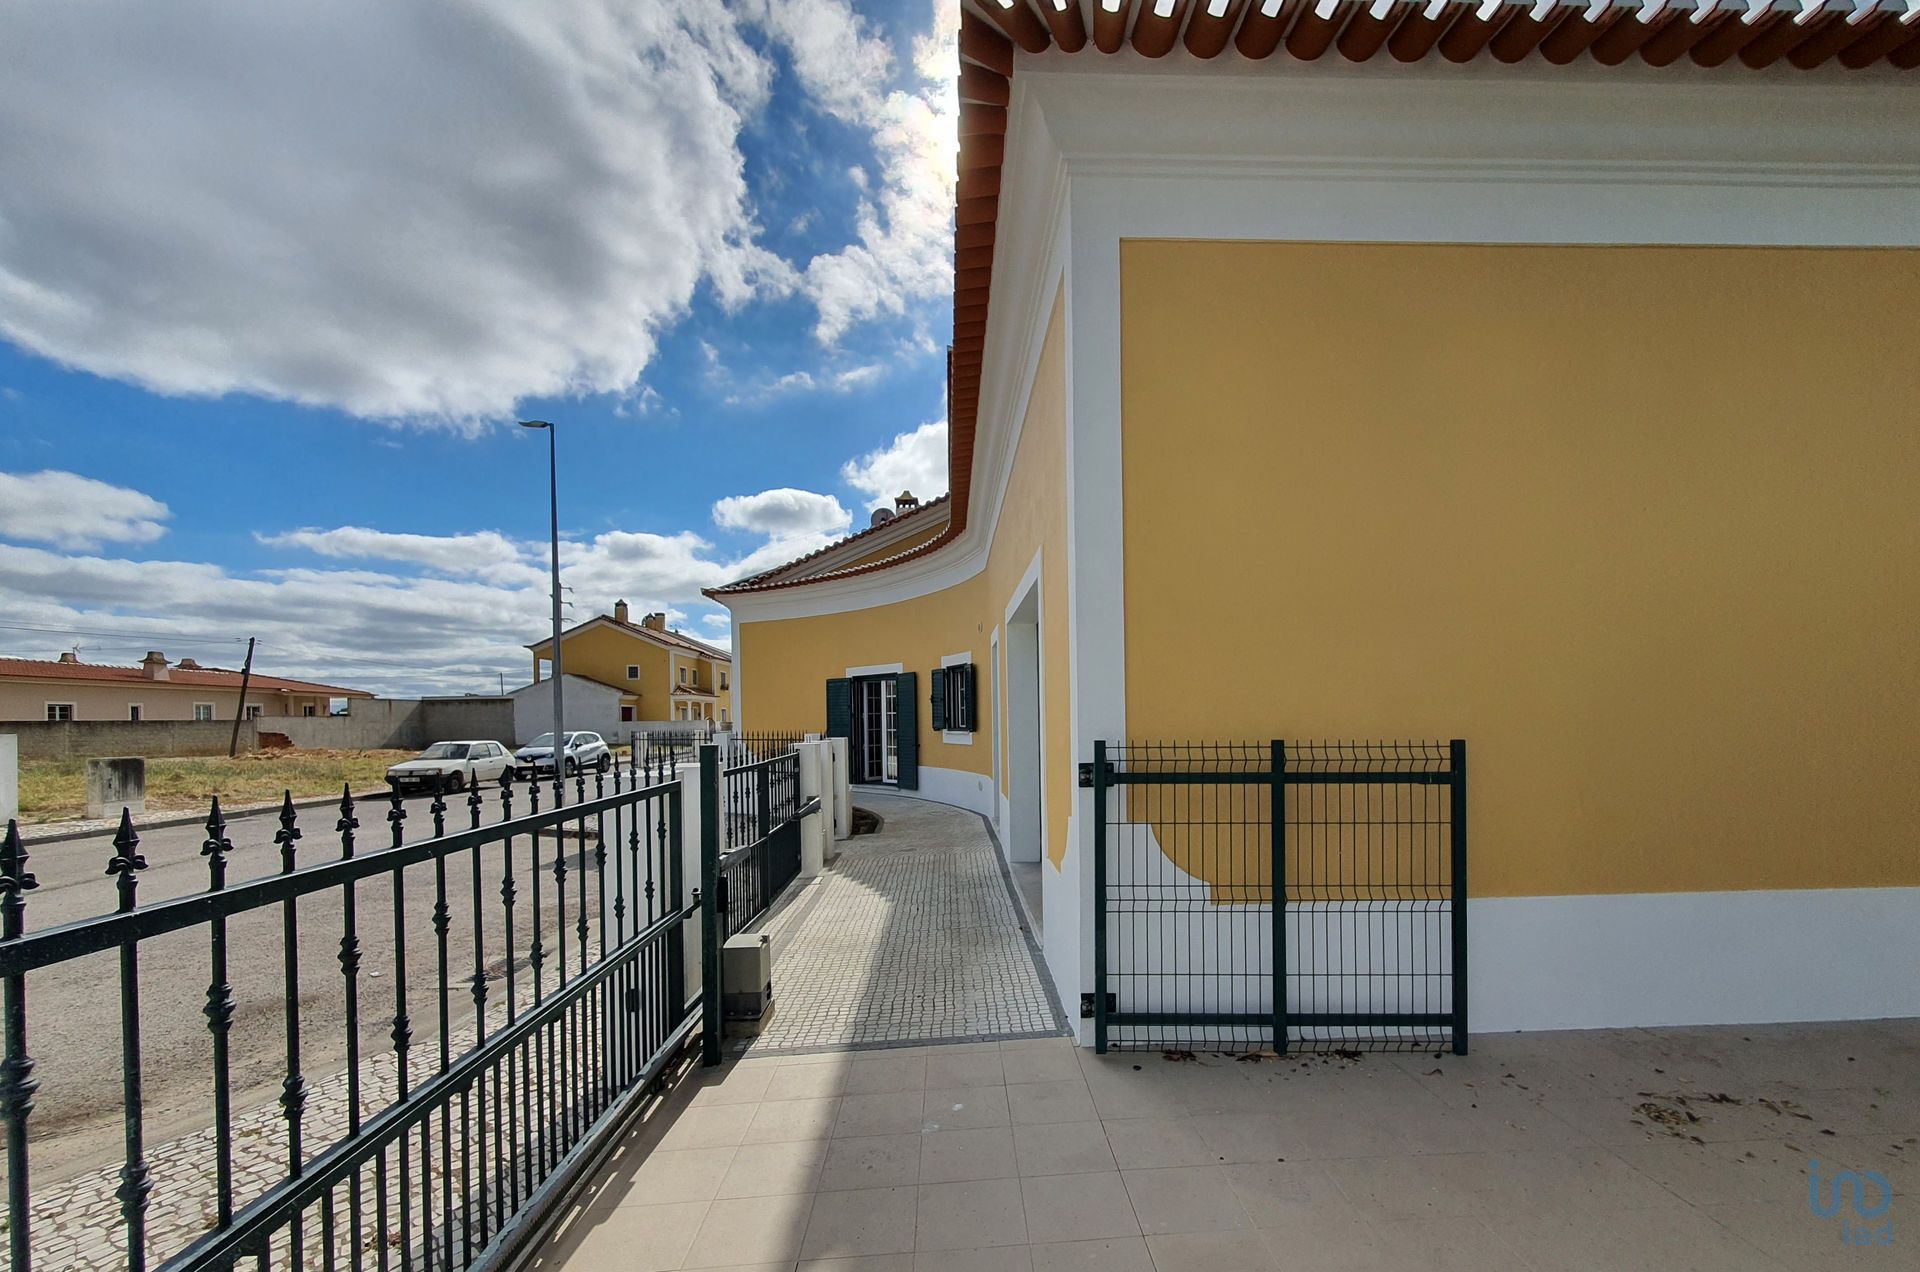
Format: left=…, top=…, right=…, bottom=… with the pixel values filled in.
left=850, top=674, right=899, bottom=785
left=1006, top=584, right=1036, bottom=933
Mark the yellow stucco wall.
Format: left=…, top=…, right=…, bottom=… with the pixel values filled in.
left=1121, top=239, right=1920, bottom=899
left=736, top=289, right=1075, bottom=866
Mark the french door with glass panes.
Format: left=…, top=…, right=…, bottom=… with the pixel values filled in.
left=852, top=675, right=898, bottom=784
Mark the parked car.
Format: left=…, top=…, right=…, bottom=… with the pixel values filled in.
left=513, top=731, right=612, bottom=779
left=386, top=740, right=515, bottom=795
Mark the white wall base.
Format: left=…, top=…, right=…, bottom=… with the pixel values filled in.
left=882, top=765, right=998, bottom=820
left=1472, top=886, right=1920, bottom=1033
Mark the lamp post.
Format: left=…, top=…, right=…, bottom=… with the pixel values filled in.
left=520, top=419, right=564, bottom=801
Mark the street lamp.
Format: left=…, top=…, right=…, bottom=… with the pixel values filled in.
left=521, top=419, right=565, bottom=801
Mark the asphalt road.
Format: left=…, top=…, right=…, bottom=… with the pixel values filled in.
left=11, top=786, right=677, bottom=1184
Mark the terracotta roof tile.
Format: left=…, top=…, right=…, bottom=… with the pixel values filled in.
left=0, top=657, right=371, bottom=697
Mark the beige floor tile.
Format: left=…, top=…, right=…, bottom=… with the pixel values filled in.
left=717, top=1138, right=831, bottom=1199
left=798, top=1255, right=914, bottom=1272
left=839, top=1090, right=933, bottom=1138
left=1188, top=1114, right=1293, bottom=1164
left=1700, top=1200, right=1868, bottom=1272
left=802, top=1186, right=921, bottom=1260
left=1499, top=1202, right=1791, bottom=1272
left=691, top=1062, right=780, bottom=1107
left=847, top=1054, right=930, bottom=1094
left=766, top=1062, right=853, bottom=1102
left=685, top=1192, right=815, bottom=1268
left=1121, top=1166, right=1251, bottom=1235
left=1019, top=1172, right=1140, bottom=1244
left=594, top=1145, right=738, bottom=1207
left=920, top=1127, right=1019, bottom=1184
left=1475, top=1146, right=1692, bottom=1217
left=1144, top=1229, right=1281, bottom=1272
left=820, top=1133, right=924, bottom=1191
left=924, top=1086, right=1012, bottom=1131
left=1001, top=1037, right=1077, bottom=1055
left=915, top=1177, right=1029, bottom=1251
left=1100, top=1118, right=1218, bottom=1170
left=1363, top=1215, right=1532, bottom=1272
left=658, top=1104, right=760, bottom=1151
left=1013, top=1122, right=1114, bottom=1177
left=1027, top=1237, right=1153, bottom=1272
left=538, top=1199, right=710, bottom=1272
left=1221, top=1160, right=1360, bottom=1228
left=1321, top=1154, right=1493, bottom=1222
left=1604, top=1135, right=1818, bottom=1208
left=1007, top=1080, right=1096, bottom=1127
left=1002, top=1047, right=1082, bottom=1085
left=913, top=1243, right=1034, bottom=1272
left=744, top=1097, right=844, bottom=1144
left=926, top=1050, right=1008, bottom=1089
left=1080, top=1066, right=1192, bottom=1121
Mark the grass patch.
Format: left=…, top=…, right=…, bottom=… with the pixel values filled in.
left=17, top=749, right=416, bottom=822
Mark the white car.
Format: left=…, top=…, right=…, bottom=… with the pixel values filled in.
left=386, top=740, right=514, bottom=795
left=513, top=731, right=612, bottom=779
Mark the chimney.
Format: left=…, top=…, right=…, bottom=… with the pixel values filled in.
left=613, top=599, right=630, bottom=625
left=175, top=657, right=201, bottom=670
left=895, top=490, right=919, bottom=513
left=57, top=651, right=79, bottom=664
left=642, top=612, right=666, bottom=632
left=141, top=650, right=170, bottom=681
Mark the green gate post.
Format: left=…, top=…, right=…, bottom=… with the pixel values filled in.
left=1449, top=738, right=1469, bottom=1056
left=699, top=744, right=722, bottom=1066
left=1271, top=740, right=1287, bottom=1056
left=1092, top=741, right=1108, bottom=1054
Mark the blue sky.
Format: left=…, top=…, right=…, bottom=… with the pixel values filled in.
left=0, top=0, right=955, bottom=695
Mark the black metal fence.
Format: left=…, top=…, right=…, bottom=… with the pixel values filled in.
left=0, top=745, right=697, bottom=1272
left=714, top=739, right=808, bottom=941
left=1088, top=739, right=1467, bottom=1056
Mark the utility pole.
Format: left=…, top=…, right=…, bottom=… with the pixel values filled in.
left=227, top=637, right=255, bottom=758
left=520, top=420, right=565, bottom=798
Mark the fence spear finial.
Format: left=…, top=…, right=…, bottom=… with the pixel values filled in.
left=275, top=790, right=302, bottom=872
left=106, top=808, right=147, bottom=912
left=202, top=797, right=233, bottom=889
left=1, top=820, right=37, bottom=936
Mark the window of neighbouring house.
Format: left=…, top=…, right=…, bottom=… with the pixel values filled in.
left=128, top=704, right=143, bottom=722
left=679, top=665, right=688, bottom=685
left=244, top=704, right=263, bottom=720
left=933, top=663, right=976, bottom=734
left=46, top=703, right=74, bottom=721
left=627, top=664, right=640, bottom=680
left=620, top=706, right=635, bottom=722
left=193, top=702, right=215, bottom=721
left=720, top=670, right=729, bottom=690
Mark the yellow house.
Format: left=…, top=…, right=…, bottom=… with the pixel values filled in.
left=710, top=2, right=1920, bottom=1045
left=528, top=600, right=735, bottom=728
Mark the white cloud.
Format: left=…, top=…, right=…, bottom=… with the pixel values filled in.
left=259, top=527, right=531, bottom=583
left=0, top=1, right=960, bottom=422
left=712, top=489, right=851, bottom=537
left=841, top=420, right=948, bottom=511
left=0, top=470, right=172, bottom=549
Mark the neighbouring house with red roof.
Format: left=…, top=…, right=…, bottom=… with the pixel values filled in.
left=526, top=600, right=735, bottom=728
left=0, top=651, right=372, bottom=722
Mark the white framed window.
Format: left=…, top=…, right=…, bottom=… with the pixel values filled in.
left=720, top=670, right=729, bottom=690
left=193, top=702, right=216, bottom=721
left=45, top=702, right=74, bottom=722
left=128, top=704, right=143, bottom=722
left=626, top=664, right=640, bottom=681
left=244, top=704, right=264, bottom=720
left=678, top=665, right=688, bottom=685
left=302, top=704, right=316, bottom=717
left=935, top=654, right=976, bottom=738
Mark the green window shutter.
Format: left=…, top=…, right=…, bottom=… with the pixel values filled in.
left=930, top=666, right=948, bottom=732
left=962, top=663, right=977, bottom=733
left=894, top=671, right=918, bottom=790
left=825, top=678, right=851, bottom=739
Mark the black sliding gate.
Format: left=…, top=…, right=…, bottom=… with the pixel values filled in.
left=713, top=734, right=811, bottom=942
left=1089, top=740, right=1467, bottom=1056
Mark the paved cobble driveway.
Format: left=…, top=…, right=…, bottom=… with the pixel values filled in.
left=741, top=793, right=1065, bottom=1053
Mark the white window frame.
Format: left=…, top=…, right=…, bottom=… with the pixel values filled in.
left=45, top=702, right=75, bottom=722
left=193, top=702, right=216, bottom=721
left=244, top=703, right=264, bottom=720
left=626, top=664, right=640, bottom=681
left=939, top=651, right=975, bottom=743
left=128, top=703, right=144, bottom=722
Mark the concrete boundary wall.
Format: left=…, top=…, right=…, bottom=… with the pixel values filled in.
left=6, top=697, right=516, bottom=759
left=7, top=720, right=260, bottom=760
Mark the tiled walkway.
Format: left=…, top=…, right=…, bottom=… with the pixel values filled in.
left=527, top=1019, right=1916, bottom=1272
left=740, top=793, right=1063, bottom=1052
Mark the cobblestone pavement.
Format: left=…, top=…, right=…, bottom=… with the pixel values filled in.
left=741, top=793, right=1065, bottom=1053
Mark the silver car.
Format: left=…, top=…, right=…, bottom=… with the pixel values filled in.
left=513, top=731, right=612, bottom=779
left=386, top=740, right=514, bottom=795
